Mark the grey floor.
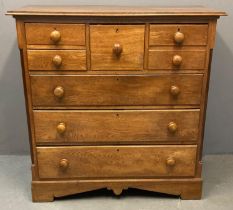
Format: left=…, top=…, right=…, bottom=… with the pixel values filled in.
left=0, top=155, right=233, bottom=210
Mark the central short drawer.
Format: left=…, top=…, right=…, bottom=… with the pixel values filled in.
left=30, top=74, right=203, bottom=107
left=90, top=25, right=145, bottom=70
left=37, top=145, right=197, bottom=179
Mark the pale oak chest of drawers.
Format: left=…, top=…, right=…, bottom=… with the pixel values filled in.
left=7, top=6, right=226, bottom=202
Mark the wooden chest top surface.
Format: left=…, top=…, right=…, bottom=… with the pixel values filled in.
left=7, top=5, right=226, bottom=17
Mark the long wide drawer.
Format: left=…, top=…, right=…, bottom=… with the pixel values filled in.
left=30, top=74, right=203, bottom=107
left=34, top=110, right=200, bottom=144
left=37, top=145, right=197, bottom=179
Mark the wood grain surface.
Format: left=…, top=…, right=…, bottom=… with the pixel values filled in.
left=31, top=74, right=203, bottom=107
left=148, top=48, right=206, bottom=70
left=37, top=145, right=197, bottom=179
left=25, top=23, right=85, bottom=46
left=33, top=109, right=200, bottom=144
left=90, top=25, right=145, bottom=70
left=149, top=24, right=208, bottom=46
left=31, top=178, right=202, bottom=201
left=6, top=6, right=227, bottom=17
left=27, top=50, right=86, bottom=70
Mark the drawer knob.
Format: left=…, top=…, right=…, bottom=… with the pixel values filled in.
left=174, top=31, right=185, bottom=44
left=168, top=122, right=178, bottom=133
left=172, top=55, right=182, bottom=66
left=59, top=159, right=69, bottom=170
left=113, top=43, right=123, bottom=56
left=50, top=30, right=61, bottom=43
left=52, top=55, right=62, bottom=67
left=170, top=85, right=180, bottom=97
left=166, top=157, right=176, bottom=166
left=57, top=122, right=66, bottom=134
left=54, top=86, right=64, bottom=98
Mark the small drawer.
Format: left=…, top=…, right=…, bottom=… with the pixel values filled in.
left=25, top=23, right=85, bottom=46
left=27, top=50, right=86, bottom=71
left=90, top=25, right=145, bottom=70
left=34, top=109, right=200, bottom=144
left=149, top=24, right=208, bottom=46
left=148, top=49, right=206, bottom=70
left=30, top=74, right=203, bottom=107
left=37, top=145, right=197, bottom=179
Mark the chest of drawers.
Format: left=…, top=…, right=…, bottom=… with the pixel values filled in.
left=7, top=6, right=226, bottom=202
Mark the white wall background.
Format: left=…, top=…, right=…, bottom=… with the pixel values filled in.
left=0, top=0, right=232, bottom=155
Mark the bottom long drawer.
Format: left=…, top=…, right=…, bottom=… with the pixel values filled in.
left=37, top=145, right=197, bottom=179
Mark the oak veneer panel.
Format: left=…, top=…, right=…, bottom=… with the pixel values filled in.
left=148, top=49, right=206, bottom=70
left=149, top=24, right=208, bottom=46
left=31, top=74, right=203, bottom=107
left=25, top=23, right=85, bottom=46
left=27, top=50, right=87, bottom=71
left=90, top=25, right=145, bottom=70
left=34, top=109, right=200, bottom=144
left=37, top=145, right=197, bottom=179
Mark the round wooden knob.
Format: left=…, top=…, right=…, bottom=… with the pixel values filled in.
left=50, top=30, right=61, bottom=43
left=52, top=55, right=62, bottom=67
left=168, top=122, right=178, bottom=133
left=170, top=85, right=180, bottom=97
left=174, top=31, right=185, bottom=44
left=59, top=159, right=69, bottom=170
left=166, top=157, right=176, bottom=166
left=172, top=55, right=182, bottom=66
left=54, top=86, right=64, bottom=98
left=57, top=122, right=66, bottom=134
left=113, top=43, right=123, bottom=56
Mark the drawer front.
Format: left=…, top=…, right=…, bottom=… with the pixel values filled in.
left=149, top=24, right=208, bottom=46
left=31, top=75, right=203, bottom=107
left=27, top=50, right=87, bottom=71
left=34, top=110, right=200, bottom=144
left=148, top=49, right=206, bottom=70
left=90, top=25, right=145, bottom=70
left=25, top=23, right=85, bottom=46
left=37, top=146, right=197, bottom=179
